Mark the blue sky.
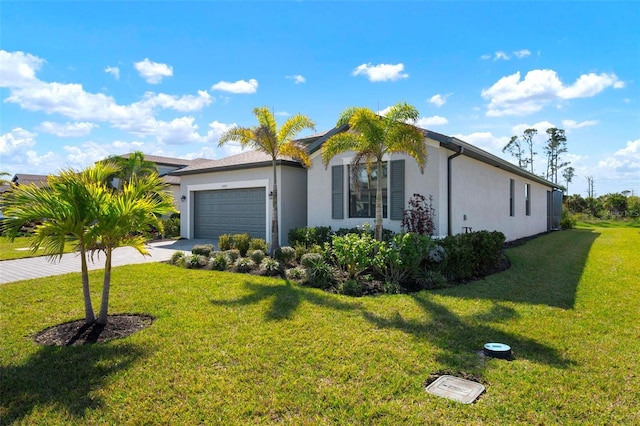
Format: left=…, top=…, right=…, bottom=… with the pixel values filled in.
left=1, top=1, right=638, bottom=196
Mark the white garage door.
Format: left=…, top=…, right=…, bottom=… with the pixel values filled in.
left=193, top=188, right=266, bottom=239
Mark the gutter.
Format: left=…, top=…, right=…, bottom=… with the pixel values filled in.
left=447, top=144, right=464, bottom=236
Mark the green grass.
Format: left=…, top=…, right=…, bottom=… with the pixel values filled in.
left=0, top=236, right=76, bottom=260
left=1, top=228, right=639, bottom=424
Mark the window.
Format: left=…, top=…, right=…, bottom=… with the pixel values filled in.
left=525, top=183, right=531, bottom=216
left=349, top=163, right=387, bottom=218
left=509, top=179, right=515, bottom=217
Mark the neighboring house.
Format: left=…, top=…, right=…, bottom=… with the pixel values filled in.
left=0, top=174, right=49, bottom=218
left=172, top=126, right=562, bottom=245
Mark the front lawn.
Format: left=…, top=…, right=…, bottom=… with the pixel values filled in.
left=1, top=228, right=638, bottom=424
left=0, top=236, right=76, bottom=261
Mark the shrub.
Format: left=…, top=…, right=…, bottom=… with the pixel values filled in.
left=192, top=244, right=214, bottom=257
left=301, top=252, right=323, bottom=268
left=401, top=193, right=436, bottom=236
left=248, top=249, right=266, bottom=264
left=414, top=268, right=448, bottom=290
left=169, top=251, right=185, bottom=267
left=383, top=280, right=403, bottom=294
left=304, top=257, right=334, bottom=289
left=294, top=243, right=307, bottom=262
left=161, top=217, right=180, bottom=239
left=185, top=254, right=208, bottom=269
left=260, top=257, right=281, bottom=276
left=561, top=210, right=577, bottom=229
left=249, top=238, right=268, bottom=253
left=286, top=266, right=306, bottom=282
left=218, top=234, right=233, bottom=251
left=274, top=246, right=296, bottom=266
left=438, top=230, right=505, bottom=281
left=334, top=224, right=394, bottom=242
left=339, top=279, right=364, bottom=297
left=225, top=249, right=240, bottom=263
left=288, top=226, right=333, bottom=248
left=234, top=257, right=255, bottom=273
left=209, top=253, right=229, bottom=271
left=232, top=233, right=252, bottom=256
left=331, top=232, right=380, bottom=279
left=374, top=233, right=437, bottom=286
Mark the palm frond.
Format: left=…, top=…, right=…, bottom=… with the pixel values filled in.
left=321, top=132, right=360, bottom=167
left=278, top=114, right=316, bottom=144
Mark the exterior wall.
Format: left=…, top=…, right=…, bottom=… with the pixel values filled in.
left=449, top=155, right=550, bottom=241
left=178, top=164, right=306, bottom=246
left=279, top=166, right=308, bottom=245
left=307, top=142, right=442, bottom=235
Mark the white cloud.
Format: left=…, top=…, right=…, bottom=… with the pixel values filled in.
left=37, top=121, right=98, bottom=137
left=414, top=116, right=448, bottom=127
left=482, top=69, right=624, bottom=117
left=452, top=131, right=510, bottom=153
left=562, top=119, right=599, bottom=130
left=0, top=128, right=37, bottom=155
left=211, top=79, right=258, bottom=94
left=275, top=111, right=290, bottom=117
left=204, top=120, right=236, bottom=144
left=594, top=139, right=640, bottom=193
left=138, top=90, right=213, bottom=112
left=429, top=94, right=450, bottom=107
left=494, top=51, right=510, bottom=61
left=286, top=75, right=306, bottom=84
left=513, top=49, right=531, bottom=59
left=0, top=50, right=44, bottom=88
left=352, top=63, right=408, bottom=82
left=104, top=66, right=120, bottom=80
left=378, top=106, right=393, bottom=116
left=480, top=54, right=492, bottom=60
left=134, top=58, right=173, bottom=84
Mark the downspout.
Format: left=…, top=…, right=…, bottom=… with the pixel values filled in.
left=447, top=144, right=464, bottom=236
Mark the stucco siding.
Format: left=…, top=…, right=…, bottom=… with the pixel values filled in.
left=279, top=167, right=308, bottom=245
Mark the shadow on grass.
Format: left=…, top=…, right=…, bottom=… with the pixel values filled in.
left=363, top=293, right=576, bottom=372
left=445, top=229, right=601, bottom=309
left=211, top=280, right=362, bottom=321
left=0, top=343, right=149, bottom=424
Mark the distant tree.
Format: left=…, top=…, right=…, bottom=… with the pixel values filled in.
left=107, top=151, right=158, bottom=190
left=522, top=128, right=538, bottom=173
left=603, top=193, right=628, bottom=217
left=219, top=107, right=315, bottom=253
left=544, top=128, right=569, bottom=184
left=321, top=102, right=427, bottom=241
left=564, top=194, right=588, bottom=214
left=586, top=175, right=595, bottom=198
left=562, top=166, right=575, bottom=194
left=502, top=136, right=528, bottom=169
left=0, top=171, right=11, bottom=186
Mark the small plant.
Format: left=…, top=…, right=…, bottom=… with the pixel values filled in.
left=185, top=254, right=208, bottom=269
left=161, top=217, right=180, bottom=239
left=383, top=280, right=403, bottom=294
left=225, top=249, right=240, bottom=263
left=209, top=253, right=228, bottom=271
left=232, top=233, right=252, bottom=256
left=402, top=193, right=436, bottom=236
left=234, top=257, right=255, bottom=273
left=249, top=249, right=266, bottom=264
left=286, top=266, right=306, bottom=282
left=300, top=252, right=323, bottom=268
left=331, top=232, right=380, bottom=279
left=414, top=268, right=448, bottom=290
left=305, top=257, right=334, bottom=289
left=294, top=243, right=307, bottom=262
left=274, top=246, right=296, bottom=266
left=192, top=244, right=214, bottom=257
left=339, top=279, right=364, bottom=297
left=218, top=234, right=233, bottom=251
left=169, top=251, right=185, bottom=266
left=249, top=238, right=268, bottom=252
left=260, top=257, right=281, bottom=276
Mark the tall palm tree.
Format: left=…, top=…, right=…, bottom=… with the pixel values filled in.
left=321, top=102, right=427, bottom=241
left=219, top=106, right=315, bottom=252
left=107, top=151, right=158, bottom=190
left=1, top=163, right=119, bottom=324
left=91, top=172, right=175, bottom=325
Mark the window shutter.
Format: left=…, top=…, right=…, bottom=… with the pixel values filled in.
left=331, top=165, right=344, bottom=219
left=390, top=160, right=405, bottom=220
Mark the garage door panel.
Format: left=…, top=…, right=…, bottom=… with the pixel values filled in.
left=194, top=188, right=266, bottom=239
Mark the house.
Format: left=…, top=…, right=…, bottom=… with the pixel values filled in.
left=172, top=126, right=562, bottom=245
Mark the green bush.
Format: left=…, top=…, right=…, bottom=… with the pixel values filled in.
left=209, top=253, right=228, bottom=271
left=286, top=266, right=306, bottom=282
left=234, top=257, right=255, bottom=273
left=248, top=249, right=266, bottom=264
left=304, top=257, right=334, bottom=289
left=339, top=279, right=364, bottom=296
left=192, top=244, right=214, bottom=257
left=232, top=233, right=252, bottom=256
left=414, top=268, right=448, bottom=290
left=301, top=252, right=323, bottom=268
left=249, top=238, right=268, bottom=253
left=225, top=249, right=240, bottom=263
left=331, top=232, right=380, bottom=279
left=274, top=246, right=296, bottom=266
left=335, top=224, right=394, bottom=242
left=439, top=230, right=505, bottom=281
left=218, top=234, right=233, bottom=251
left=374, top=233, right=437, bottom=286
left=169, top=251, right=185, bottom=266
left=288, top=226, right=333, bottom=248
left=561, top=210, right=577, bottom=229
left=260, top=257, right=281, bottom=276
left=161, top=217, right=180, bottom=238
left=185, top=254, right=208, bottom=269
left=294, top=243, right=307, bottom=262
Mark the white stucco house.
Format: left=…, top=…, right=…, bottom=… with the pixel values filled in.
left=172, top=126, right=562, bottom=245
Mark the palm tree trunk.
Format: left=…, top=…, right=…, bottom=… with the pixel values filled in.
left=80, top=246, right=95, bottom=324
left=375, top=160, right=383, bottom=241
left=97, top=248, right=112, bottom=325
left=271, top=158, right=279, bottom=254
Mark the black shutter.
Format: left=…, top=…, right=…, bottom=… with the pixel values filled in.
left=331, top=165, right=344, bottom=219
left=390, top=160, right=405, bottom=220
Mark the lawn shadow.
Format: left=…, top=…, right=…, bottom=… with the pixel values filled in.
left=211, top=279, right=362, bottom=321
left=0, top=342, right=149, bottom=424
left=362, top=293, right=576, bottom=374
left=446, top=229, right=601, bottom=309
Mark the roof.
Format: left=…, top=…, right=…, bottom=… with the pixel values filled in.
left=11, top=174, right=48, bottom=187
left=171, top=150, right=305, bottom=176
left=161, top=175, right=181, bottom=185
left=119, top=153, right=202, bottom=167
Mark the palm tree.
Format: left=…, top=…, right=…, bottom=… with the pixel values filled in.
left=91, top=172, right=175, bottom=325
left=321, top=102, right=427, bottom=241
left=0, top=171, right=11, bottom=186
left=219, top=106, right=315, bottom=252
left=107, top=151, right=158, bottom=190
left=1, top=163, right=119, bottom=324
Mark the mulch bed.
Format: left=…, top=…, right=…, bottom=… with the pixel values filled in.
left=33, top=314, right=154, bottom=346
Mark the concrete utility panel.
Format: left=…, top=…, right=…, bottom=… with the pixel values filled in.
left=425, top=375, right=485, bottom=404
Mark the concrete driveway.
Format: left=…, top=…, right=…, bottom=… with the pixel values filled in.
left=0, top=239, right=216, bottom=284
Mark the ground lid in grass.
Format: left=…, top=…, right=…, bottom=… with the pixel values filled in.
left=425, top=375, right=485, bottom=404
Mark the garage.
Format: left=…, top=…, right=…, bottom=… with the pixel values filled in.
left=193, top=187, right=266, bottom=239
